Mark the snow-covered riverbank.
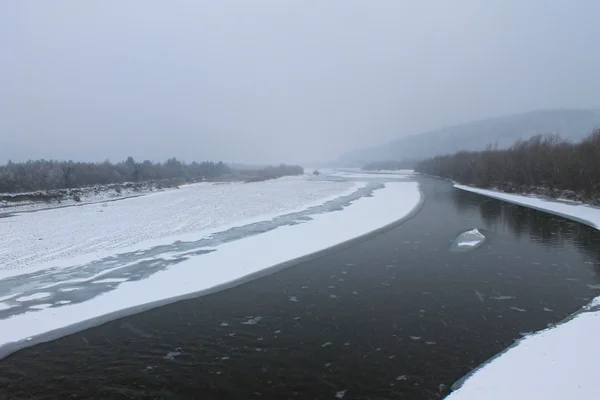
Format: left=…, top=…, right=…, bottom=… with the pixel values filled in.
left=448, top=184, right=600, bottom=400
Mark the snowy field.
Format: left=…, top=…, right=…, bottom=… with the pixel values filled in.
left=448, top=184, right=600, bottom=400
left=0, top=172, right=421, bottom=356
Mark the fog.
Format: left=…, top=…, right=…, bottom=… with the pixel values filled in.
left=2, top=1, right=600, bottom=164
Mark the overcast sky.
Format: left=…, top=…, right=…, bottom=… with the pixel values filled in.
left=2, top=1, right=600, bottom=164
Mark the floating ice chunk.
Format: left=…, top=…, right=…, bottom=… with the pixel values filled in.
left=220, top=322, right=229, bottom=327
left=450, top=229, right=486, bottom=252
left=587, top=284, right=600, bottom=290
left=396, top=375, right=408, bottom=381
left=241, top=316, right=263, bottom=325
left=490, top=295, right=515, bottom=300
left=474, top=290, right=485, bottom=303
left=164, top=350, right=182, bottom=360
left=16, top=292, right=52, bottom=302
left=510, top=307, right=526, bottom=312
left=321, top=341, right=332, bottom=347
left=329, top=294, right=338, bottom=299
left=410, top=336, right=421, bottom=340
left=543, top=307, right=554, bottom=312
left=289, top=296, right=299, bottom=302
left=335, top=390, right=347, bottom=398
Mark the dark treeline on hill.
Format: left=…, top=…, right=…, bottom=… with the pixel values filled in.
left=362, top=159, right=417, bottom=171
left=0, top=157, right=230, bottom=193
left=0, top=158, right=306, bottom=194
left=415, top=129, right=600, bottom=204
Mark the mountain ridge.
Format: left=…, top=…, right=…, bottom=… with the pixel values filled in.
left=338, top=109, right=600, bottom=165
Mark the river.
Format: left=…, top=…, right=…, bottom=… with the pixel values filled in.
left=1, top=176, right=599, bottom=399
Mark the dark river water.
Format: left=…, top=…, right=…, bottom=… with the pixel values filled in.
left=2, top=177, right=600, bottom=400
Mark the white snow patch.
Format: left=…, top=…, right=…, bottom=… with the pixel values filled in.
left=92, top=278, right=129, bottom=284
left=15, top=292, right=52, bottom=302
left=454, top=184, right=600, bottom=230
left=29, top=304, right=52, bottom=309
left=0, top=181, right=421, bottom=352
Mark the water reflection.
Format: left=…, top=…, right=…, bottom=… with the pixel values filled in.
left=451, top=188, right=600, bottom=273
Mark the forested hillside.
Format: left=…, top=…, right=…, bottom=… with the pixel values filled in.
left=340, top=109, right=600, bottom=165
left=415, top=130, right=600, bottom=204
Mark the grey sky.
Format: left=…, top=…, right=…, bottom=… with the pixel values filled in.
left=2, top=1, right=600, bottom=164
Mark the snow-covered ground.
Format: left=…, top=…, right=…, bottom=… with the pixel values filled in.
left=448, top=184, right=600, bottom=400
left=0, top=172, right=421, bottom=356
left=455, top=184, right=600, bottom=229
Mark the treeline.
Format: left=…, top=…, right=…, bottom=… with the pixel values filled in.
left=0, top=157, right=230, bottom=193
left=415, top=129, right=600, bottom=203
left=362, top=159, right=417, bottom=171
left=236, top=164, right=304, bottom=181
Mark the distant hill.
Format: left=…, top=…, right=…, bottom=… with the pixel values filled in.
left=338, top=109, right=600, bottom=165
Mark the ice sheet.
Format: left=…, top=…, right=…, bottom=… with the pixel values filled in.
left=0, top=177, right=358, bottom=277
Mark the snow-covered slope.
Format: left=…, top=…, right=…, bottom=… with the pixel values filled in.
left=448, top=184, right=600, bottom=400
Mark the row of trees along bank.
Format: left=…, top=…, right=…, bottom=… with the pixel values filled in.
left=414, top=129, right=600, bottom=204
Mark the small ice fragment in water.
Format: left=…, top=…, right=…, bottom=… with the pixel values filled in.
left=396, top=375, right=408, bottom=381
left=510, top=307, right=526, bottom=312
left=321, top=341, right=332, bottom=347
left=335, top=390, right=347, bottom=399
left=324, top=363, right=331, bottom=367
left=289, top=296, right=299, bottom=302
left=274, top=330, right=281, bottom=334
left=341, top=271, right=347, bottom=275
left=352, top=291, right=358, bottom=295
left=301, top=286, right=309, bottom=289
left=410, top=336, right=421, bottom=340
left=344, top=342, right=350, bottom=346
left=220, top=322, right=229, bottom=327
left=329, top=294, right=338, bottom=299
left=490, top=295, right=515, bottom=300
left=164, top=351, right=181, bottom=360
left=228, top=333, right=236, bottom=337
left=221, top=356, right=230, bottom=360
left=450, top=229, right=486, bottom=252
left=328, top=285, right=335, bottom=289
left=376, top=348, right=381, bottom=351
left=543, top=307, right=554, bottom=312
left=474, top=290, right=485, bottom=303
left=587, top=284, right=600, bottom=290
left=241, top=316, right=263, bottom=325
left=425, top=341, right=436, bottom=345
left=388, top=355, right=396, bottom=359
left=293, top=317, right=301, bottom=320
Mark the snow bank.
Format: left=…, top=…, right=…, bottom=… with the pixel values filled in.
left=455, top=184, right=600, bottom=230
left=446, top=306, right=600, bottom=400
left=0, top=181, right=422, bottom=354
left=447, top=184, right=600, bottom=399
